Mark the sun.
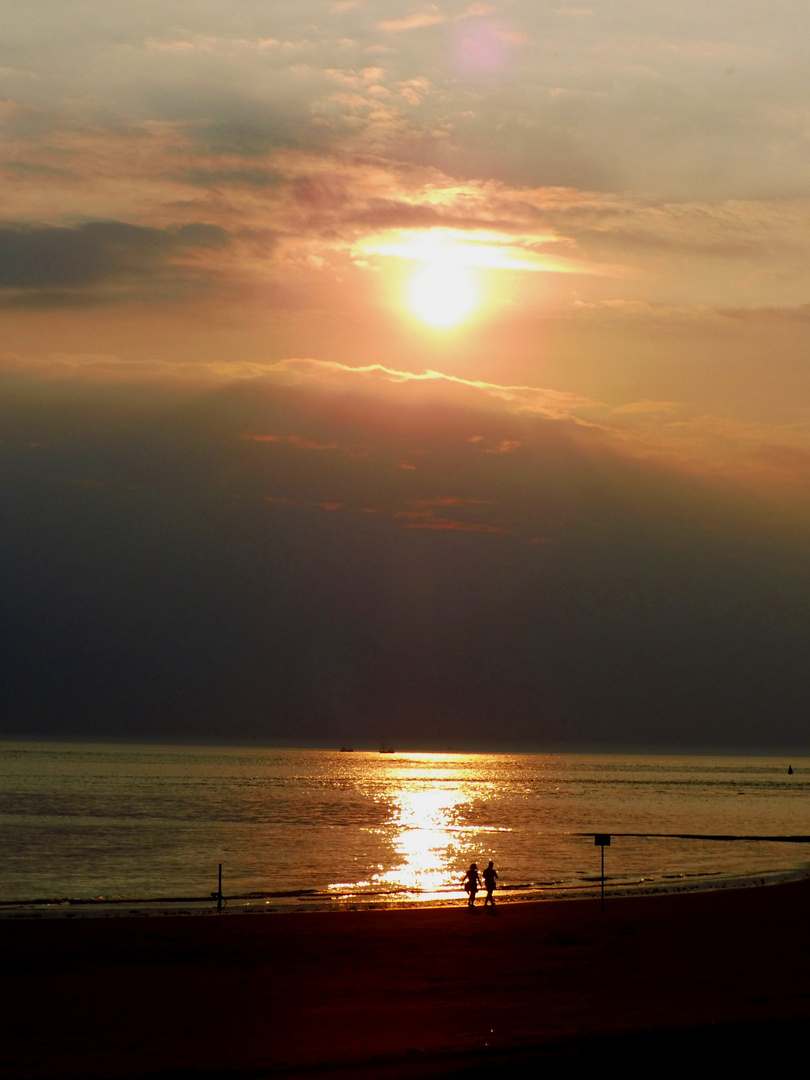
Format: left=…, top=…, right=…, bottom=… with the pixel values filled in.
left=408, top=262, right=479, bottom=328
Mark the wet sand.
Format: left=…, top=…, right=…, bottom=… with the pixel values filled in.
left=2, top=881, right=810, bottom=1078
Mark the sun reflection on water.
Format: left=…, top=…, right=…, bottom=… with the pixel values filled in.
left=364, top=756, right=498, bottom=901
left=374, top=786, right=468, bottom=897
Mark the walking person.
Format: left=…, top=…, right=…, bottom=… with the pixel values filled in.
left=462, top=863, right=481, bottom=909
left=482, top=860, right=498, bottom=909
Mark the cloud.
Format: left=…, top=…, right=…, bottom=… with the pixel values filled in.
left=411, top=497, right=495, bottom=507
left=0, top=351, right=287, bottom=385
left=718, top=303, right=810, bottom=324
left=6, top=342, right=810, bottom=502
left=395, top=515, right=508, bottom=534
left=551, top=196, right=810, bottom=262
left=358, top=226, right=633, bottom=276
left=592, top=406, right=810, bottom=500
left=555, top=6, right=594, bottom=18
left=244, top=432, right=368, bottom=458
left=612, top=400, right=681, bottom=416
left=6, top=97, right=800, bottom=314
left=5, top=0, right=810, bottom=204
left=3, top=161, right=74, bottom=180
left=264, top=491, right=506, bottom=536
left=261, top=357, right=602, bottom=420
left=178, top=166, right=284, bottom=189
left=394, top=500, right=508, bottom=534
left=485, top=440, right=522, bottom=454
left=377, top=12, right=447, bottom=34
left=0, top=220, right=229, bottom=304
left=0, top=351, right=609, bottom=466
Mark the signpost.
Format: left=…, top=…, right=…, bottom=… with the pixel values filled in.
left=594, top=834, right=610, bottom=912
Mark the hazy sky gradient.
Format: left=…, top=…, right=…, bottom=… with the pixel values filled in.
left=3, top=2, right=810, bottom=750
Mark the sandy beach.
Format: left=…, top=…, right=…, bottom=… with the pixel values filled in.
left=2, top=881, right=810, bottom=1078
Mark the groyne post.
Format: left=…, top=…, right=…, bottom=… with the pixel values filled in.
left=595, top=834, right=610, bottom=913
left=211, top=863, right=223, bottom=912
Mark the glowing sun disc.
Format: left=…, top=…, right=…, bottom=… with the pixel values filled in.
left=408, top=263, right=478, bottom=327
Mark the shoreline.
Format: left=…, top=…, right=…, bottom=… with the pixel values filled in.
left=2, top=863, right=807, bottom=920
left=4, top=876, right=810, bottom=1077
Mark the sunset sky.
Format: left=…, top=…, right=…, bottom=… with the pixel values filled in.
left=3, top=2, right=810, bottom=751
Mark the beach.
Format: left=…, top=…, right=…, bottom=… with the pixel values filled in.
left=3, top=879, right=810, bottom=1078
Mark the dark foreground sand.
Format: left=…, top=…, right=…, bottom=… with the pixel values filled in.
left=3, top=881, right=810, bottom=1079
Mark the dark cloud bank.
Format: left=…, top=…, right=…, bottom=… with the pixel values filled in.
left=0, top=221, right=228, bottom=306
left=3, top=372, right=810, bottom=753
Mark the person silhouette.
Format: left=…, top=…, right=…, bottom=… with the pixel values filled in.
left=462, top=863, right=481, bottom=908
left=482, top=860, right=498, bottom=908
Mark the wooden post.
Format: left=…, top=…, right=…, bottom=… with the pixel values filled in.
left=595, top=835, right=611, bottom=913
left=211, top=863, right=223, bottom=912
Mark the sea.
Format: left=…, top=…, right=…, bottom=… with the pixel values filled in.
left=1, top=742, right=809, bottom=917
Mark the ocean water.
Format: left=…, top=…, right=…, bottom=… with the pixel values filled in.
left=1, top=742, right=809, bottom=915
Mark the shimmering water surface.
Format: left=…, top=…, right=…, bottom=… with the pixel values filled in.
left=1, top=743, right=809, bottom=914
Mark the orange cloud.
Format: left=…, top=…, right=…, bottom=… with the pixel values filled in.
left=485, top=440, right=522, bottom=454
left=394, top=497, right=507, bottom=534
left=411, top=497, right=495, bottom=507
left=244, top=433, right=367, bottom=457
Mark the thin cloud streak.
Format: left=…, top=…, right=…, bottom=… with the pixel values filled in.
left=263, top=357, right=603, bottom=419
left=377, top=13, right=448, bottom=34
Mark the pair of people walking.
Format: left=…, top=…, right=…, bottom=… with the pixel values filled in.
left=462, top=860, right=498, bottom=909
